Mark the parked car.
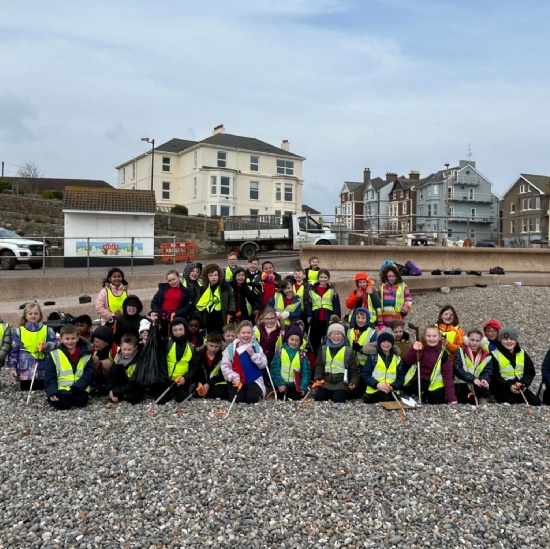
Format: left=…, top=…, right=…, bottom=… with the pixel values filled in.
left=0, top=228, right=48, bottom=270
left=475, top=241, right=497, bottom=248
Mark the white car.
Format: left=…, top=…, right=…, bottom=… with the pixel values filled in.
left=0, top=227, right=48, bottom=270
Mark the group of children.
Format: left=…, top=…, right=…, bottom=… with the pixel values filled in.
left=1, top=256, right=546, bottom=411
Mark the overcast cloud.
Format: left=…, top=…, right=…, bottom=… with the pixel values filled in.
left=1, top=0, right=549, bottom=212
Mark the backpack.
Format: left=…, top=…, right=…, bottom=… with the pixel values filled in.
left=443, top=268, right=462, bottom=275
left=489, top=266, right=505, bottom=275
left=405, top=260, right=422, bottom=276
left=396, top=263, right=411, bottom=276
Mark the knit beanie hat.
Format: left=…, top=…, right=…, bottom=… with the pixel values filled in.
left=284, top=323, right=303, bottom=344
left=139, top=319, right=151, bottom=333
left=377, top=327, right=395, bottom=347
left=327, top=322, right=346, bottom=338
left=499, top=326, right=518, bottom=342
left=483, top=319, right=502, bottom=333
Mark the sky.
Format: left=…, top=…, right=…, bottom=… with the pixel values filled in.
left=2, top=0, right=550, bottom=214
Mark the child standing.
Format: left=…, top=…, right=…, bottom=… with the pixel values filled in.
left=196, top=332, right=228, bottom=400
left=222, top=251, right=240, bottom=282
left=314, top=321, right=359, bottom=403
left=107, top=333, right=143, bottom=405
left=0, top=317, right=13, bottom=371
left=230, top=267, right=260, bottom=324
left=44, top=325, right=94, bottom=410
left=181, top=262, right=203, bottom=312
left=347, top=307, right=377, bottom=373
left=345, top=272, right=380, bottom=323
left=377, top=264, right=413, bottom=327
left=95, top=268, right=131, bottom=325
left=222, top=323, right=238, bottom=350
left=8, top=302, right=57, bottom=391
left=254, top=308, right=283, bottom=366
left=436, top=305, right=464, bottom=364
left=402, top=325, right=457, bottom=404
left=306, top=269, right=341, bottom=354
left=453, top=329, right=492, bottom=405
left=270, top=323, right=311, bottom=400
left=490, top=327, right=540, bottom=405
left=267, top=279, right=302, bottom=327
left=157, top=317, right=200, bottom=408
left=196, top=263, right=235, bottom=334
left=305, top=256, right=320, bottom=284
left=187, top=317, right=206, bottom=349
left=111, top=295, right=147, bottom=346
left=259, top=261, right=282, bottom=311
left=362, top=327, right=405, bottom=403
left=221, top=320, right=268, bottom=404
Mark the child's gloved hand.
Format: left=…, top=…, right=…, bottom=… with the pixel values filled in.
left=8, top=368, right=18, bottom=381
left=281, top=312, right=290, bottom=320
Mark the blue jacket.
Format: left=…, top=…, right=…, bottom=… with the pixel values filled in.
left=270, top=344, right=311, bottom=392
left=44, top=342, right=94, bottom=397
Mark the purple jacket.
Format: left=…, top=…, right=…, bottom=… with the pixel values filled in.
left=403, top=341, right=456, bottom=403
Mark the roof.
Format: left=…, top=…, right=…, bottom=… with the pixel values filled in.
left=367, top=177, right=391, bottom=192
left=63, top=187, right=156, bottom=213
left=1, top=177, right=112, bottom=192
left=156, top=133, right=303, bottom=159
left=500, top=173, right=550, bottom=199
left=302, top=204, right=321, bottom=215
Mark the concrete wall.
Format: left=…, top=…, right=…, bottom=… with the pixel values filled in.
left=300, top=244, right=550, bottom=273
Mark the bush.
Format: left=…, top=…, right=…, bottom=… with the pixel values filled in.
left=52, top=191, right=63, bottom=200
left=171, top=204, right=188, bottom=216
left=41, top=190, right=54, bottom=199
left=0, top=180, right=12, bottom=192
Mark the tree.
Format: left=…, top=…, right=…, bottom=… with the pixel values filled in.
left=16, top=161, right=42, bottom=195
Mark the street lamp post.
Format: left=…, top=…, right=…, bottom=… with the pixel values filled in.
left=141, top=137, right=155, bottom=191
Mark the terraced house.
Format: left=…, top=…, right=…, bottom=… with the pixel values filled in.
left=116, top=125, right=305, bottom=217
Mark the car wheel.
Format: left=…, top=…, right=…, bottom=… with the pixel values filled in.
left=29, top=261, right=43, bottom=270
left=0, top=251, right=16, bottom=270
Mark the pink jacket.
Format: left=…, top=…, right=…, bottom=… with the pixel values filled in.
left=95, top=284, right=131, bottom=324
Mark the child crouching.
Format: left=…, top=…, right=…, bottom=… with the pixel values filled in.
left=362, top=327, right=405, bottom=403
left=107, top=333, right=144, bottom=405
left=44, top=325, right=94, bottom=410
left=196, top=332, right=228, bottom=400
left=270, top=323, right=311, bottom=400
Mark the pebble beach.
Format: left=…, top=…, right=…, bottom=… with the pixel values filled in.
left=1, top=285, right=550, bottom=548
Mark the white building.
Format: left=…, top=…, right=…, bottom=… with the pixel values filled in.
left=116, top=125, right=305, bottom=217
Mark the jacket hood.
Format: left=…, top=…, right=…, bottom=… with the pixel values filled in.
left=380, top=265, right=403, bottom=284
left=351, top=307, right=375, bottom=327
left=91, top=325, right=114, bottom=345
left=354, top=272, right=372, bottom=287
left=122, top=295, right=143, bottom=315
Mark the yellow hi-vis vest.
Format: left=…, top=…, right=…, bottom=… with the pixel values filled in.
left=307, top=269, right=319, bottom=283
left=208, top=359, right=227, bottom=385
left=455, top=349, right=491, bottom=383
left=347, top=327, right=375, bottom=366
left=106, top=287, right=127, bottom=313
left=492, top=349, right=525, bottom=380
left=439, top=326, right=459, bottom=346
left=404, top=350, right=446, bottom=391
left=0, top=322, right=7, bottom=340
left=383, top=283, right=405, bottom=313
left=323, top=345, right=347, bottom=375
left=20, top=325, right=47, bottom=360
left=224, top=265, right=236, bottom=281
left=51, top=350, right=91, bottom=392
left=274, top=294, right=300, bottom=326
left=166, top=341, right=193, bottom=380
left=114, top=351, right=137, bottom=378
left=182, top=279, right=203, bottom=289
left=196, top=285, right=222, bottom=312
left=280, top=348, right=302, bottom=383
left=311, top=288, right=333, bottom=312
left=294, top=284, right=305, bottom=306
left=366, top=354, right=400, bottom=393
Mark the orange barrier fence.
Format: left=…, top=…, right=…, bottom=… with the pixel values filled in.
left=159, top=241, right=197, bottom=263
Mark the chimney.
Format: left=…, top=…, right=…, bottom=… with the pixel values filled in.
left=409, top=170, right=420, bottom=181
left=213, top=124, right=225, bottom=135
left=363, top=168, right=371, bottom=184
left=386, top=172, right=397, bottom=183
left=281, top=140, right=290, bottom=151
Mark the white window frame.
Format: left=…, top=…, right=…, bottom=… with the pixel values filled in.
left=162, top=157, right=170, bottom=172
left=433, top=184, right=438, bottom=196
left=210, top=176, right=217, bottom=195
left=220, top=205, right=230, bottom=217
left=217, top=151, right=227, bottom=168
left=250, top=209, right=259, bottom=217
left=433, top=204, right=438, bottom=216
left=277, top=159, right=294, bottom=175
left=470, top=208, right=476, bottom=219
left=250, top=181, right=259, bottom=200
left=132, top=162, right=136, bottom=180
left=194, top=151, right=198, bottom=168
left=194, top=177, right=197, bottom=198
left=536, top=196, right=541, bottom=209
left=162, top=181, right=170, bottom=200
left=510, top=202, right=515, bottom=213
left=469, top=188, right=474, bottom=200
left=510, top=220, right=515, bottom=234
left=210, top=205, right=217, bottom=216
left=220, top=176, right=230, bottom=196
left=250, top=156, right=259, bottom=172
left=275, top=183, right=281, bottom=201
left=403, top=201, right=408, bottom=214
left=284, top=183, right=293, bottom=202
left=522, top=218, right=529, bottom=233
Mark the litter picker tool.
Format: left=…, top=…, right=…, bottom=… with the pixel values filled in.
left=264, top=365, right=278, bottom=401
left=215, top=383, right=242, bottom=419
left=26, top=342, right=44, bottom=405
left=516, top=382, right=532, bottom=414
left=297, top=380, right=324, bottom=410
left=148, top=376, right=183, bottom=418
left=408, top=322, right=422, bottom=405
left=389, top=386, right=407, bottom=422
left=467, top=383, right=479, bottom=407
